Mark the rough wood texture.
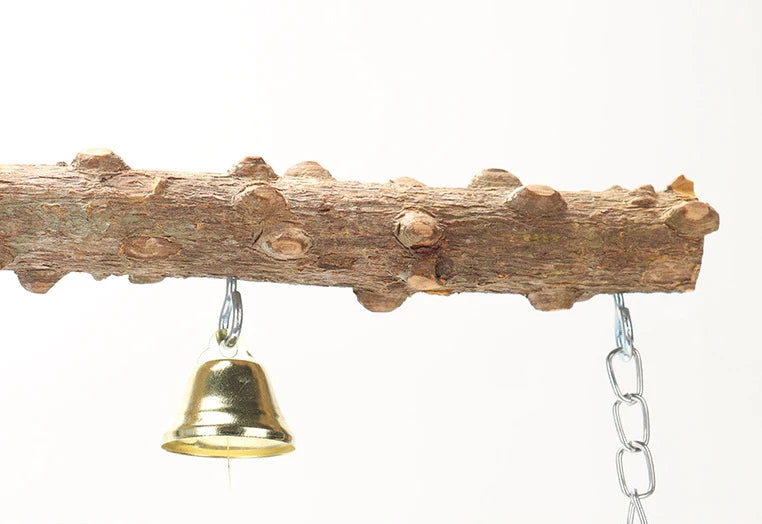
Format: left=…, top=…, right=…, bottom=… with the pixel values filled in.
left=0, top=149, right=720, bottom=311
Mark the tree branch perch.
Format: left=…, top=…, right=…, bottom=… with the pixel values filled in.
left=0, top=149, right=719, bottom=312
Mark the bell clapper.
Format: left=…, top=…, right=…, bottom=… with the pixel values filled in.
left=227, top=436, right=232, bottom=490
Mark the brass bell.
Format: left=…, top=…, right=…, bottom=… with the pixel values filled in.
left=162, top=277, right=294, bottom=458
left=162, top=357, right=294, bottom=458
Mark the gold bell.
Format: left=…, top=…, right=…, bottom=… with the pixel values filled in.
left=162, top=357, right=294, bottom=458
left=162, top=277, right=294, bottom=458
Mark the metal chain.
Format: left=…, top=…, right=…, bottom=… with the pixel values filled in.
left=607, top=293, right=655, bottom=523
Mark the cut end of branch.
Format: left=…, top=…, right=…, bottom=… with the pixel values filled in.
left=468, top=168, right=522, bottom=190
left=72, top=148, right=130, bottom=173
left=228, top=156, right=278, bottom=181
left=394, top=210, right=443, bottom=249
left=353, top=287, right=408, bottom=312
left=258, top=226, right=312, bottom=260
left=508, top=185, right=567, bottom=215
left=664, top=201, right=720, bottom=237
left=283, top=161, right=333, bottom=181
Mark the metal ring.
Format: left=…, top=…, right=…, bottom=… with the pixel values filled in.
left=218, top=277, right=243, bottom=348
left=613, top=393, right=650, bottom=451
left=616, top=441, right=656, bottom=499
left=606, top=347, right=643, bottom=404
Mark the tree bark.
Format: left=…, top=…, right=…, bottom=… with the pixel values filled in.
left=0, top=150, right=719, bottom=312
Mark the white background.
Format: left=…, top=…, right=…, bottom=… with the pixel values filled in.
left=0, top=1, right=759, bottom=522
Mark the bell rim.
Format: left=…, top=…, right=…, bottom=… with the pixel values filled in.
left=161, top=439, right=295, bottom=459
left=163, top=424, right=292, bottom=443
left=162, top=425, right=294, bottom=458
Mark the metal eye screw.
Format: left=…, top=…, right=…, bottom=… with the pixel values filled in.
left=614, top=292, right=635, bottom=359
left=218, top=276, right=243, bottom=348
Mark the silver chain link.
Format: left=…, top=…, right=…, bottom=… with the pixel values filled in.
left=607, top=293, right=655, bottom=523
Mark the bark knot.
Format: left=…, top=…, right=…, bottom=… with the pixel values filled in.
left=258, top=225, right=312, bottom=260
left=394, top=209, right=443, bottom=249
left=233, top=183, right=290, bottom=220
left=119, top=236, right=181, bottom=260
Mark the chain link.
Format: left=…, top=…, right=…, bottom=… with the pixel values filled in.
left=608, top=293, right=655, bottom=523
left=627, top=491, right=648, bottom=524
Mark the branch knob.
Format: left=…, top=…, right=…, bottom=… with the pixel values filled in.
left=394, top=210, right=443, bottom=249
left=469, top=168, right=522, bottom=189
left=508, top=185, right=567, bottom=215
left=526, top=288, right=582, bottom=311
left=354, top=287, right=409, bottom=312
left=228, top=156, right=278, bottom=181
left=15, top=269, right=65, bottom=294
left=283, top=161, right=333, bottom=181
left=664, top=201, right=720, bottom=237
left=72, top=148, right=129, bottom=173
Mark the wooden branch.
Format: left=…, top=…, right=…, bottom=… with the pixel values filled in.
left=0, top=149, right=719, bottom=312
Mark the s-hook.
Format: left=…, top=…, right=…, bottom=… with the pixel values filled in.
left=218, top=277, right=243, bottom=348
